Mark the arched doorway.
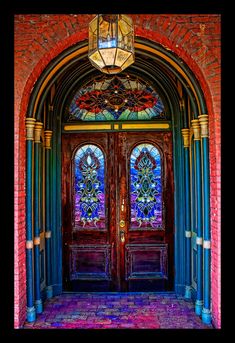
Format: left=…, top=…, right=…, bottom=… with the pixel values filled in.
left=24, top=37, right=212, bottom=324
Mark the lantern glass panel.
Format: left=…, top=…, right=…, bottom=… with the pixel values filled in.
left=89, top=14, right=134, bottom=74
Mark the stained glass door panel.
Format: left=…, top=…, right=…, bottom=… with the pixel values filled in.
left=118, top=132, right=174, bottom=291
left=73, top=144, right=106, bottom=229
left=130, top=143, right=162, bottom=230
left=62, top=131, right=174, bottom=291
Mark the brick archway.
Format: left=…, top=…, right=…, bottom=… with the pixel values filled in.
left=14, top=14, right=221, bottom=328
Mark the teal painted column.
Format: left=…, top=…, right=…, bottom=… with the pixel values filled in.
left=25, top=118, right=36, bottom=322
left=56, top=113, right=63, bottom=294
left=51, top=120, right=57, bottom=290
left=45, top=130, right=53, bottom=299
left=33, top=122, right=43, bottom=314
left=199, top=115, right=212, bottom=325
left=181, top=128, right=192, bottom=299
left=191, top=119, right=203, bottom=315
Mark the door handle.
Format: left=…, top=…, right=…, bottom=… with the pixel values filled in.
left=120, top=229, right=125, bottom=243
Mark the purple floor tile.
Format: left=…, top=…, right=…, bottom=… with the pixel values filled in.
left=23, top=293, right=213, bottom=329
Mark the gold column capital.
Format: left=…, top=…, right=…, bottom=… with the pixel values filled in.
left=34, top=122, right=44, bottom=143
left=44, top=130, right=53, bottom=149
left=191, top=119, right=201, bottom=140
left=25, top=118, right=36, bottom=140
left=198, top=114, right=209, bottom=138
left=181, top=128, right=190, bottom=148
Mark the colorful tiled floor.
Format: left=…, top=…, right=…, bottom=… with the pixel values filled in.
left=23, top=293, right=213, bottom=329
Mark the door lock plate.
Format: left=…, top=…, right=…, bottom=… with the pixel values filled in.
left=120, top=229, right=125, bottom=243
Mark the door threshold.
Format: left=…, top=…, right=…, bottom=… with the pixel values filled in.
left=62, top=291, right=176, bottom=294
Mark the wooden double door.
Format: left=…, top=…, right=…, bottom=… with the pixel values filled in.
left=62, top=131, right=174, bottom=292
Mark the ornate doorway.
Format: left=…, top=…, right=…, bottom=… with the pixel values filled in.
left=21, top=35, right=214, bottom=326
left=62, top=131, right=174, bottom=291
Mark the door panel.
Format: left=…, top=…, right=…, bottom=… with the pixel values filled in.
left=69, top=244, right=111, bottom=280
left=62, top=133, right=116, bottom=291
left=117, top=132, right=174, bottom=291
left=62, top=131, right=174, bottom=291
left=125, top=244, right=168, bottom=279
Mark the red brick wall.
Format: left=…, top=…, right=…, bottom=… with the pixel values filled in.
left=14, top=111, right=27, bottom=327
left=14, top=14, right=221, bottom=328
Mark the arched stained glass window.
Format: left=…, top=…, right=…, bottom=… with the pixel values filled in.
left=130, top=143, right=162, bottom=229
left=66, top=73, right=166, bottom=122
left=74, top=144, right=105, bottom=229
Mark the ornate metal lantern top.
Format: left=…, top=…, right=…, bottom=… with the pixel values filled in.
left=88, top=14, right=135, bottom=74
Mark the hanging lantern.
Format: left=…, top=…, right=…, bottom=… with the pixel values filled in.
left=88, top=14, right=135, bottom=74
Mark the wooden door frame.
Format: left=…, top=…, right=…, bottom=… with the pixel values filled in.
left=49, top=105, right=187, bottom=296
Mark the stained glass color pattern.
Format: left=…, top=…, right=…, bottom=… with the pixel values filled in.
left=130, top=144, right=162, bottom=229
left=67, top=74, right=166, bottom=121
left=74, top=145, right=105, bottom=229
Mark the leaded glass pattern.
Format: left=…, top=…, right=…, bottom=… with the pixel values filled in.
left=74, top=145, right=105, bottom=229
left=130, top=143, right=162, bottom=229
left=66, top=74, right=166, bottom=121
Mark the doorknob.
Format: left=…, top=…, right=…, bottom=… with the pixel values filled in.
left=120, top=229, right=125, bottom=243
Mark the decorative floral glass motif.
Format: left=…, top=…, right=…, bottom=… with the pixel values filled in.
left=130, top=144, right=162, bottom=229
left=74, top=145, right=105, bottom=229
left=67, top=73, right=166, bottom=121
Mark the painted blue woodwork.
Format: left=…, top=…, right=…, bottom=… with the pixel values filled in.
left=39, top=146, right=43, bottom=233
left=172, top=110, right=185, bottom=295
left=40, top=249, right=45, bottom=283
left=26, top=142, right=33, bottom=242
left=184, top=147, right=191, bottom=299
left=56, top=115, right=63, bottom=295
left=26, top=249, right=35, bottom=308
left=202, top=249, right=211, bottom=324
left=193, top=246, right=197, bottom=282
left=51, top=141, right=56, bottom=286
left=45, top=149, right=53, bottom=298
left=34, top=144, right=40, bottom=235
left=26, top=140, right=36, bottom=322
left=190, top=139, right=197, bottom=298
left=191, top=140, right=196, bottom=233
left=48, top=113, right=63, bottom=296
left=194, top=139, right=203, bottom=315
left=202, top=138, right=210, bottom=242
left=34, top=142, right=43, bottom=314
left=201, top=137, right=211, bottom=324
